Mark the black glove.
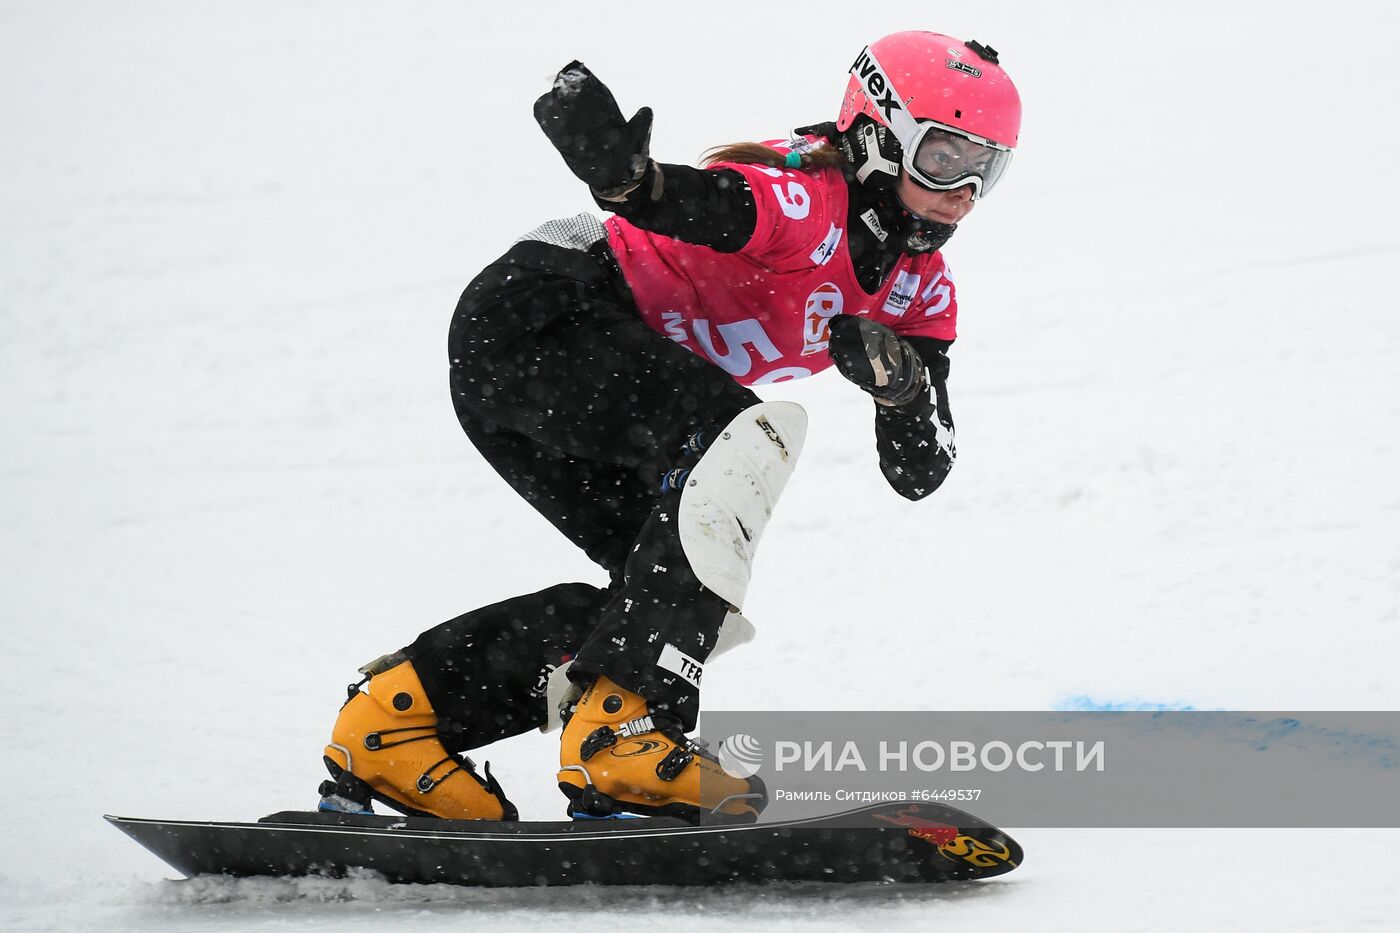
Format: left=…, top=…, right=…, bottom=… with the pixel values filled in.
left=533, top=61, right=654, bottom=199
left=827, top=314, right=927, bottom=407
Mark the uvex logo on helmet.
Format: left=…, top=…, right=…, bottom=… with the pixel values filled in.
left=849, top=48, right=905, bottom=124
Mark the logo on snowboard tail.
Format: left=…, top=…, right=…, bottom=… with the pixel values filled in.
left=874, top=805, right=959, bottom=846
left=755, top=416, right=789, bottom=459
left=874, top=804, right=1016, bottom=867
left=937, top=834, right=1016, bottom=868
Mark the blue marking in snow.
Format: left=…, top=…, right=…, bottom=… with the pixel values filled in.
left=1055, top=695, right=1200, bottom=712
left=1052, top=698, right=1400, bottom=770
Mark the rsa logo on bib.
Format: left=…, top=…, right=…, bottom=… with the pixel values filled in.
left=802, top=283, right=844, bottom=356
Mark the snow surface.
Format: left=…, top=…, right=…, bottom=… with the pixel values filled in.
left=3, top=1, right=1399, bottom=929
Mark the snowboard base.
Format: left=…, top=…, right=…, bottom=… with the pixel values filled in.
left=106, top=801, right=1022, bottom=887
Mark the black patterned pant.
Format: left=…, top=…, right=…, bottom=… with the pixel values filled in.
left=403, top=239, right=758, bottom=748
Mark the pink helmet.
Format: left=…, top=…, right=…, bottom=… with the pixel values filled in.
left=837, top=32, right=1022, bottom=198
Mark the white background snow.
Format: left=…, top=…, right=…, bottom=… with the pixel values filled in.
left=3, top=1, right=1398, bottom=929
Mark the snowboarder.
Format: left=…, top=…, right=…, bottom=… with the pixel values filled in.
left=319, top=31, right=1022, bottom=824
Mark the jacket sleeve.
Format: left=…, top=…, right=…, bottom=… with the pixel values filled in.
left=596, top=161, right=756, bottom=253
left=873, top=336, right=957, bottom=501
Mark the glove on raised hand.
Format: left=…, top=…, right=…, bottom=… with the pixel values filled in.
left=533, top=61, right=654, bottom=199
left=827, top=314, right=928, bottom=407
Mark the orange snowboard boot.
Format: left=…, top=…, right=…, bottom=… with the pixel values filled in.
left=558, top=676, right=766, bottom=822
left=321, top=655, right=516, bottom=820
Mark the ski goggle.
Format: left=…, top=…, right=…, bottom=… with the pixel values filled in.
left=905, top=120, right=1013, bottom=199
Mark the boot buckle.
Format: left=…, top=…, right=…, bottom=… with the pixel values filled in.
left=655, top=747, right=694, bottom=781
left=615, top=715, right=655, bottom=737
left=579, top=726, right=617, bottom=762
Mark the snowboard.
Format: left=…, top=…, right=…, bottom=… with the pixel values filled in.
left=106, top=800, right=1022, bottom=886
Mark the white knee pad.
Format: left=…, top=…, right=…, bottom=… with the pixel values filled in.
left=678, top=401, right=808, bottom=610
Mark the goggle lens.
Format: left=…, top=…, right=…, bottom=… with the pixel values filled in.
left=908, top=124, right=1013, bottom=198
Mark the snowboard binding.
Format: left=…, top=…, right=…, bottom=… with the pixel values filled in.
left=559, top=762, right=765, bottom=824
left=317, top=764, right=375, bottom=815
